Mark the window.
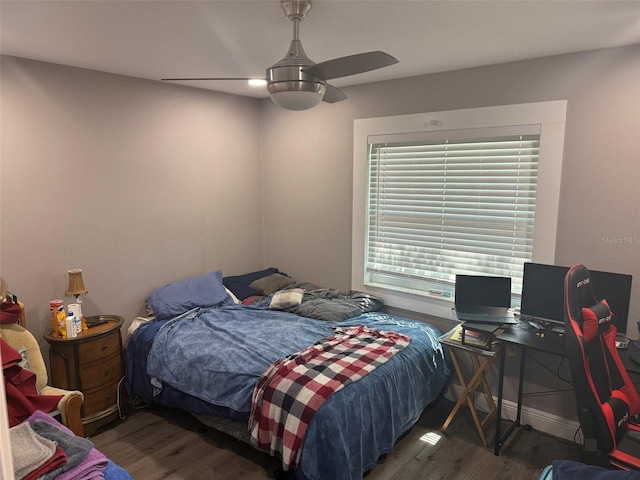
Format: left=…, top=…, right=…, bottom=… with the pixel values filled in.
left=352, top=101, right=566, bottom=318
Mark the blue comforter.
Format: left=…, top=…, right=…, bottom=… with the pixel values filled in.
left=130, top=303, right=450, bottom=480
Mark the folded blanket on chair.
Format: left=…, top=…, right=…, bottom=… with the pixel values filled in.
left=1, top=301, right=22, bottom=324
left=2, top=340, right=62, bottom=426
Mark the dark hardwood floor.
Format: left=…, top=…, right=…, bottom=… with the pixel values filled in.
left=90, top=398, right=581, bottom=480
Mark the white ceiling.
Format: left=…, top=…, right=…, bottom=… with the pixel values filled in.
left=2, top=0, right=640, bottom=99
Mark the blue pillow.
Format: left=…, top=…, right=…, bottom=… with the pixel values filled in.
left=222, top=267, right=279, bottom=300
left=146, top=270, right=231, bottom=320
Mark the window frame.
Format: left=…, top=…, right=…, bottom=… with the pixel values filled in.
left=352, top=101, right=567, bottom=319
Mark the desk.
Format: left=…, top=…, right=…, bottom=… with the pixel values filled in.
left=493, top=324, right=566, bottom=455
left=439, top=327, right=500, bottom=446
left=493, top=323, right=640, bottom=455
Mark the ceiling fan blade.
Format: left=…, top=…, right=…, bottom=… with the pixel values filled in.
left=161, top=77, right=264, bottom=81
left=322, top=84, right=347, bottom=104
left=303, top=51, right=398, bottom=81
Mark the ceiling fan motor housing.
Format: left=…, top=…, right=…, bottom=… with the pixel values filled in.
left=266, top=37, right=326, bottom=110
left=266, top=64, right=326, bottom=96
left=266, top=63, right=326, bottom=110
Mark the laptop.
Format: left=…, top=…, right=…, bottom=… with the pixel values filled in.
left=454, top=274, right=516, bottom=324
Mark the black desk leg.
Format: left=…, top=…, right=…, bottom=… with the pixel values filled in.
left=494, top=342, right=506, bottom=455
left=495, top=345, right=527, bottom=455
left=515, top=346, right=526, bottom=427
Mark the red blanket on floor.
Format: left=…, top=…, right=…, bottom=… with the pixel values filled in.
left=1, top=338, right=62, bottom=426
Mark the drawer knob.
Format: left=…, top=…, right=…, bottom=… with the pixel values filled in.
left=101, top=345, right=108, bottom=351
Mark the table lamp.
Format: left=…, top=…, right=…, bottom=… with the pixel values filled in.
left=65, top=268, right=88, bottom=330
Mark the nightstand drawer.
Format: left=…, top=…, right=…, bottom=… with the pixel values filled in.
left=78, top=331, right=120, bottom=365
left=79, top=353, right=121, bottom=390
left=83, top=380, right=120, bottom=417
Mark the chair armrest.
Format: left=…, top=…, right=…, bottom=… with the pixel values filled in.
left=41, top=385, right=85, bottom=437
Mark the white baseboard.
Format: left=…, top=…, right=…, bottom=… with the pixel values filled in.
left=445, top=384, right=580, bottom=442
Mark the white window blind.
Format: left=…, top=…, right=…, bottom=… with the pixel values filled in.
left=366, top=129, right=540, bottom=297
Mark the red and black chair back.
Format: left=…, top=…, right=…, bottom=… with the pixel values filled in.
left=564, top=264, right=640, bottom=469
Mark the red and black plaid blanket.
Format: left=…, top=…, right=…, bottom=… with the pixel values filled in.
left=248, top=324, right=411, bottom=471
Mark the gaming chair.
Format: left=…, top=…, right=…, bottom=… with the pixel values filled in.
left=564, top=264, right=640, bottom=470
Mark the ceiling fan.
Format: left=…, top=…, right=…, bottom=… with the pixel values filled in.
left=162, top=0, right=398, bottom=111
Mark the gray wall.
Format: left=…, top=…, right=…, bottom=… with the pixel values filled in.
left=1, top=45, right=639, bottom=425
left=261, top=44, right=640, bottom=328
left=0, top=56, right=265, bottom=347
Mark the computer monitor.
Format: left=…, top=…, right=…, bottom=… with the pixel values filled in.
left=520, top=262, right=633, bottom=333
left=520, top=263, right=567, bottom=325
left=589, top=269, right=633, bottom=334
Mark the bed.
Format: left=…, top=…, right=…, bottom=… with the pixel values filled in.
left=125, top=269, right=451, bottom=480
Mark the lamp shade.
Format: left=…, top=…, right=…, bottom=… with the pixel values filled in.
left=65, top=269, right=88, bottom=297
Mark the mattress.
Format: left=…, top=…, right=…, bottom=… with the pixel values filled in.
left=125, top=304, right=450, bottom=480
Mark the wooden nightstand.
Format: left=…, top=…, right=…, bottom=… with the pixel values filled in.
left=45, top=315, right=124, bottom=435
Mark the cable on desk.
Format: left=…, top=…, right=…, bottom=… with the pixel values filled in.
left=521, top=388, right=576, bottom=398
left=525, top=351, right=573, bottom=386
left=554, top=357, right=572, bottom=384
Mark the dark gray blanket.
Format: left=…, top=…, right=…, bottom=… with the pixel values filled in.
left=288, top=287, right=384, bottom=322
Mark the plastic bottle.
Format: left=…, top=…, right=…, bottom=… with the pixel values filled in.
left=66, top=312, right=77, bottom=338
left=68, top=302, right=88, bottom=331
left=74, top=313, right=82, bottom=335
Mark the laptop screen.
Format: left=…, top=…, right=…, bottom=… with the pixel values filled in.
left=454, top=275, right=512, bottom=308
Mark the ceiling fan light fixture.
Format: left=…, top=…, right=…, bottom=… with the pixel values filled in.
left=267, top=71, right=326, bottom=110
left=270, top=90, right=324, bottom=111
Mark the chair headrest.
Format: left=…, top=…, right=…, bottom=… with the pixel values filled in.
left=581, top=299, right=614, bottom=341
left=565, top=264, right=598, bottom=322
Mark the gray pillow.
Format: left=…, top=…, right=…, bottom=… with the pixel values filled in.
left=249, top=273, right=295, bottom=295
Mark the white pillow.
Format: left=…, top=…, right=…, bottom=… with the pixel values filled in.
left=269, top=289, right=304, bottom=310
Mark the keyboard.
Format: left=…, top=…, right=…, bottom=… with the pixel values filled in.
left=456, top=312, right=512, bottom=323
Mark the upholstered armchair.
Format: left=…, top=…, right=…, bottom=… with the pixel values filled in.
left=1, top=302, right=85, bottom=437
